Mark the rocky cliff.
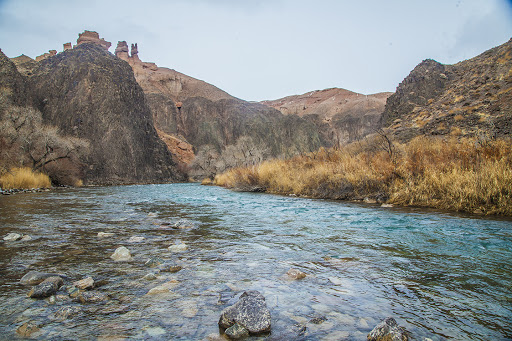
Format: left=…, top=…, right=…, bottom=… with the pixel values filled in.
left=261, top=88, right=392, bottom=146
left=27, top=42, right=183, bottom=185
left=114, top=41, right=323, bottom=178
left=382, top=38, right=512, bottom=141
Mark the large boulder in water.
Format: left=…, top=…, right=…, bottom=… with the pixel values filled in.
left=219, top=290, right=271, bottom=335
left=367, top=317, right=408, bottom=341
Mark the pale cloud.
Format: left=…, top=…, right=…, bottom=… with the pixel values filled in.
left=0, top=0, right=510, bottom=101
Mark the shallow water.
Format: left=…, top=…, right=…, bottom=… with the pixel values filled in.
left=0, top=183, right=511, bottom=340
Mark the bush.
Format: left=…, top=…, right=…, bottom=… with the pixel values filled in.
left=0, top=167, right=51, bottom=189
left=214, top=135, right=512, bottom=215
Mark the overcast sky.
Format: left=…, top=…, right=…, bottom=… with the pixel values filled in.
left=0, top=0, right=511, bottom=101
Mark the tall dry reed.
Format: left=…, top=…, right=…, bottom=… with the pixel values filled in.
left=0, top=167, right=52, bottom=189
left=213, top=136, right=512, bottom=215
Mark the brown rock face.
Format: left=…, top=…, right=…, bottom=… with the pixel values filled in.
left=381, top=38, right=512, bottom=141
left=115, top=41, right=322, bottom=178
left=76, top=30, right=111, bottom=50
left=262, top=88, right=392, bottom=146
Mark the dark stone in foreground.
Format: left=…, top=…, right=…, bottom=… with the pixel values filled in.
left=219, top=290, right=271, bottom=335
left=27, top=276, right=63, bottom=298
left=367, top=317, right=408, bottom=341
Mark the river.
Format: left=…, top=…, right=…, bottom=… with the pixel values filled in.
left=0, top=183, right=511, bottom=340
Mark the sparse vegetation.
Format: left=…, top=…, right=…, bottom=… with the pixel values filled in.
left=0, top=99, right=89, bottom=187
left=213, top=134, right=512, bottom=216
left=0, top=167, right=51, bottom=189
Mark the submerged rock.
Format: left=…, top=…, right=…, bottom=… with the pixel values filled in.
left=219, top=290, right=271, bottom=335
left=27, top=276, right=63, bottom=298
left=225, top=322, right=249, bottom=339
left=97, top=232, right=115, bottom=238
left=110, top=246, right=132, bottom=261
left=16, top=321, right=41, bottom=338
left=174, top=219, right=195, bottom=229
left=73, top=276, right=95, bottom=290
left=146, top=280, right=179, bottom=295
left=127, top=236, right=145, bottom=243
left=168, top=243, right=188, bottom=253
left=78, top=291, right=109, bottom=303
left=20, top=271, right=67, bottom=285
left=286, top=268, right=307, bottom=280
left=52, top=306, right=82, bottom=320
left=367, top=317, right=408, bottom=341
left=3, top=232, right=23, bottom=241
left=143, top=273, right=158, bottom=281
left=145, top=257, right=164, bottom=268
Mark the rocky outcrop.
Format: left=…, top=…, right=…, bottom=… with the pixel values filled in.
left=0, top=49, right=29, bottom=106
left=76, top=30, right=111, bottom=50
left=262, top=88, right=392, bottom=146
left=381, top=38, right=512, bottom=141
left=114, top=41, right=323, bottom=178
left=28, top=43, right=184, bottom=185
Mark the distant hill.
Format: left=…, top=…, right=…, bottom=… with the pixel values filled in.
left=261, top=88, right=392, bottom=146
left=381, top=38, right=512, bottom=141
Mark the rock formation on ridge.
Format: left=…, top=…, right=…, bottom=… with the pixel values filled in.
left=25, top=37, right=183, bottom=184
left=261, top=88, right=392, bottom=146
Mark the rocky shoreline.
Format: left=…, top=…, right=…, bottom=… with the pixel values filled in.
left=0, top=188, right=52, bottom=195
left=4, top=223, right=412, bottom=340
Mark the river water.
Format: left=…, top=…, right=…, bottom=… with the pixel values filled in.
left=0, top=183, right=511, bottom=340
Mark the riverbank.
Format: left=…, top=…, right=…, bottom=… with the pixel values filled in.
left=213, top=135, right=512, bottom=216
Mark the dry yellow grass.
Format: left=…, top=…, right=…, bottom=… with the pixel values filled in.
left=0, top=167, right=52, bottom=189
left=214, top=136, right=512, bottom=216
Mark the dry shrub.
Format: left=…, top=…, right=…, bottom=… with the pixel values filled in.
left=214, top=134, right=512, bottom=215
left=0, top=167, right=51, bottom=189
left=390, top=136, right=512, bottom=215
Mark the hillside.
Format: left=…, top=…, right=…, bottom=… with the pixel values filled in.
left=382, top=38, right=512, bottom=141
left=261, top=88, right=392, bottom=146
left=114, top=40, right=324, bottom=178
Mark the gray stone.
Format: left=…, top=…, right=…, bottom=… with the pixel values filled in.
left=367, top=317, right=408, bottom=341
left=3, top=232, right=23, bottom=241
left=127, top=236, right=145, bottom=243
left=20, top=271, right=67, bottom=285
left=168, top=243, right=187, bottom=252
left=27, top=276, right=63, bottom=298
left=110, top=246, right=132, bottom=261
left=219, top=290, right=271, bottom=335
left=225, top=322, right=249, bottom=339
left=97, top=232, right=115, bottom=238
